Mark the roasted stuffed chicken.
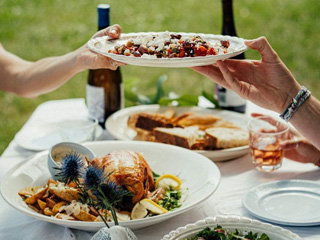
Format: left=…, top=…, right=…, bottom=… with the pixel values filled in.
left=90, top=150, right=155, bottom=206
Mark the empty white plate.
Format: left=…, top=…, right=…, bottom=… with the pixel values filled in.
left=14, top=122, right=103, bottom=151
left=242, top=179, right=320, bottom=226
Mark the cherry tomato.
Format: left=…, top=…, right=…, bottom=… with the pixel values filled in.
left=179, top=50, right=186, bottom=57
left=194, top=46, right=207, bottom=56
left=207, top=47, right=217, bottom=55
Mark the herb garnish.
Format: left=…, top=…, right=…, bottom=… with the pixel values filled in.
left=183, top=225, right=270, bottom=240
left=55, top=152, right=132, bottom=227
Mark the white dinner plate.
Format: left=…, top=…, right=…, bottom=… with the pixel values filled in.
left=0, top=141, right=220, bottom=232
left=161, top=215, right=302, bottom=240
left=14, top=123, right=103, bottom=151
left=105, top=105, right=250, bottom=162
left=87, top=32, right=248, bottom=68
left=242, top=180, right=320, bottom=226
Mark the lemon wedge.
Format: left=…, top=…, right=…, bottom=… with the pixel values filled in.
left=155, top=174, right=182, bottom=190
left=131, top=198, right=168, bottom=220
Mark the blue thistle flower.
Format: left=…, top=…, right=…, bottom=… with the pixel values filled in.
left=55, top=152, right=84, bottom=184
left=83, top=165, right=105, bottom=188
left=92, top=179, right=132, bottom=226
left=95, top=180, right=132, bottom=208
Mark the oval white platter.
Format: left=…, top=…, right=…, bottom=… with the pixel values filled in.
left=87, top=32, right=248, bottom=68
left=0, top=141, right=221, bottom=232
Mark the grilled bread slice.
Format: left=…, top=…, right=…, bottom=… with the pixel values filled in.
left=153, top=126, right=199, bottom=149
left=127, top=112, right=173, bottom=132
left=204, top=127, right=249, bottom=149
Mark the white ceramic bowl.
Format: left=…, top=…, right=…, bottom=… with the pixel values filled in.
left=47, top=142, right=96, bottom=179
left=161, top=215, right=303, bottom=240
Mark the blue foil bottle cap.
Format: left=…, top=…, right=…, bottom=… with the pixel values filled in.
left=97, top=4, right=110, bottom=29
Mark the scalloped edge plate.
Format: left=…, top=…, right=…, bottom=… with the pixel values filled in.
left=161, top=215, right=302, bottom=240
left=87, top=32, right=249, bottom=68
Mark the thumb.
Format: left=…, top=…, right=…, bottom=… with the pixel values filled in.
left=91, top=24, right=122, bottom=39
left=280, top=139, right=298, bottom=150
left=106, top=24, right=122, bottom=39
left=245, top=36, right=279, bottom=63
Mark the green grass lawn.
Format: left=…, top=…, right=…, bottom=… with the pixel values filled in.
left=0, top=0, right=319, bottom=155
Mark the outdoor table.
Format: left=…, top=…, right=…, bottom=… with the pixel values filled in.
left=0, top=99, right=319, bottom=240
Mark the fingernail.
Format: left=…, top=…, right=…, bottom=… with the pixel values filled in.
left=245, top=40, right=253, bottom=46
left=110, top=29, right=118, bottom=35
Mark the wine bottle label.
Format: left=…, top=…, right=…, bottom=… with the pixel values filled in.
left=86, top=84, right=105, bottom=123
left=217, top=87, right=246, bottom=107
left=120, top=83, right=125, bottom=109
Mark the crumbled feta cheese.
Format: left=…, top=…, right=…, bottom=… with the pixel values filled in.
left=111, top=32, right=231, bottom=58
left=58, top=200, right=90, bottom=216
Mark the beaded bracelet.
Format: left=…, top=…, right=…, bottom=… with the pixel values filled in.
left=280, top=86, right=311, bottom=122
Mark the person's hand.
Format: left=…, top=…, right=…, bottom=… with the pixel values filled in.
left=76, top=24, right=125, bottom=71
left=91, top=24, right=121, bottom=39
left=251, top=113, right=320, bottom=166
left=281, top=137, right=320, bottom=166
left=191, top=37, right=301, bottom=113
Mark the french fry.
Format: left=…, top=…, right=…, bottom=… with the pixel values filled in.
left=46, top=197, right=57, bottom=209
left=163, top=109, right=175, bottom=119
left=52, top=201, right=68, bottom=215
left=42, top=189, right=50, bottom=199
left=56, top=213, right=76, bottom=220
left=73, top=210, right=96, bottom=222
left=18, top=186, right=42, bottom=197
left=27, top=204, right=42, bottom=213
left=49, top=187, right=79, bottom=202
left=25, top=187, right=47, bottom=205
left=43, top=207, right=54, bottom=216
left=37, top=199, right=47, bottom=211
left=171, top=112, right=193, bottom=125
left=47, top=179, right=57, bottom=186
left=25, top=195, right=37, bottom=205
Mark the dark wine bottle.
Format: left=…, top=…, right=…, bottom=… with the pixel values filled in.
left=86, top=4, right=124, bottom=128
left=215, top=0, right=246, bottom=113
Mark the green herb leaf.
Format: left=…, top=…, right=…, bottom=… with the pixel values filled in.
left=158, top=94, right=199, bottom=106
left=153, top=74, right=167, bottom=103
left=152, top=171, right=160, bottom=183
left=202, top=90, right=220, bottom=108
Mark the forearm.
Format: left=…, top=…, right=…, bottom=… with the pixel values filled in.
left=13, top=48, right=83, bottom=98
left=289, top=95, right=320, bottom=150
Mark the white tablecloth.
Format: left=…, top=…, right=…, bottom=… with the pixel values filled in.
left=0, top=99, right=319, bottom=240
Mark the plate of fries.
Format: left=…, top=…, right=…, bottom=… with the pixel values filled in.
left=0, top=141, right=220, bottom=232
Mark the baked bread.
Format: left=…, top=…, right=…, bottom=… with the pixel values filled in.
left=127, top=112, right=173, bottom=131
left=175, top=114, right=221, bottom=128
left=153, top=126, right=199, bottom=149
left=133, top=129, right=156, bottom=142
left=204, top=127, right=249, bottom=149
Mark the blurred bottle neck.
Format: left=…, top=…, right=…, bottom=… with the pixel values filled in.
left=222, top=0, right=237, bottom=36
left=97, top=4, right=110, bottom=30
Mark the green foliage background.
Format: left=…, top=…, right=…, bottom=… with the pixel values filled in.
left=0, top=0, right=319, bottom=155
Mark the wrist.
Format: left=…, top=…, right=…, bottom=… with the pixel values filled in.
left=280, top=86, right=311, bottom=122
left=280, top=85, right=301, bottom=113
left=73, top=46, right=88, bottom=73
